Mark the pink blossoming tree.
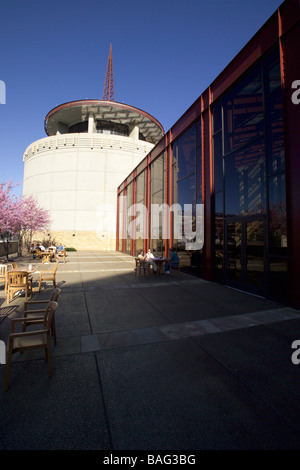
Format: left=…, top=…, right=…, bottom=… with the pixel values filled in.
left=18, top=194, right=52, bottom=254
left=0, top=181, right=51, bottom=259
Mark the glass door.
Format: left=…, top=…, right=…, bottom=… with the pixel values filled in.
left=224, top=216, right=267, bottom=295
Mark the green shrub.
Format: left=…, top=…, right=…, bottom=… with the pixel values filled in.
left=66, top=247, right=77, bottom=252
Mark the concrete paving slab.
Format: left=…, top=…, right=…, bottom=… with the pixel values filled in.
left=98, top=330, right=138, bottom=350
left=96, top=340, right=300, bottom=450
left=0, top=354, right=110, bottom=450
left=85, top=289, right=168, bottom=332
left=193, top=324, right=300, bottom=428
left=265, top=317, right=300, bottom=339
left=81, top=334, right=100, bottom=352
left=1, top=250, right=300, bottom=451
left=179, top=282, right=282, bottom=314
left=136, top=285, right=227, bottom=321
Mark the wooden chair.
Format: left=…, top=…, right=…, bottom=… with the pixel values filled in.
left=134, top=258, right=149, bottom=277
left=41, top=252, right=52, bottom=264
left=170, top=260, right=181, bottom=275
left=35, top=248, right=43, bottom=259
left=0, top=264, right=8, bottom=293
left=3, top=301, right=58, bottom=391
left=57, top=248, right=66, bottom=263
left=38, top=260, right=59, bottom=292
left=23, top=288, right=61, bottom=345
left=6, top=271, right=33, bottom=304
left=134, top=258, right=140, bottom=276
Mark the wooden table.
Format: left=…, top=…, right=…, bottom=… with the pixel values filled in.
left=5, top=267, right=37, bottom=302
left=152, top=258, right=170, bottom=274
left=7, top=266, right=37, bottom=275
left=41, top=251, right=56, bottom=264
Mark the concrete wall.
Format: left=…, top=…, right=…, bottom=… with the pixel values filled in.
left=23, top=133, right=154, bottom=250
left=32, top=230, right=115, bottom=251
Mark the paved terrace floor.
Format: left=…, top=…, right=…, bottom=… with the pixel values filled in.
left=0, top=250, right=300, bottom=450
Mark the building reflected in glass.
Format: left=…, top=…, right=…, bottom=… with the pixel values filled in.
left=117, top=0, right=300, bottom=309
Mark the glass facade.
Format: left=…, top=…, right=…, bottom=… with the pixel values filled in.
left=116, top=35, right=293, bottom=305
left=126, top=183, right=133, bottom=255
left=212, top=45, right=287, bottom=299
left=172, top=120, right=202, bottom=273
left=118, top=190, right=124, bottom=252
left=135, top=171, right=146, bottom=254
left=150, top=153, right=166, bottom=256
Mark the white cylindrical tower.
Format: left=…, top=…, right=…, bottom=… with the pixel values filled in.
left=22, top=99, right=164, bottom=250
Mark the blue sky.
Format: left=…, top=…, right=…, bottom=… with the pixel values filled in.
left=0, top=0, right=283, bottom=197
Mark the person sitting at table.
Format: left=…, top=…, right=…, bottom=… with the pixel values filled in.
left=137, top=250, right=146, bottom=265
left=57, top=243, right=64, bottom=252
left=30, top=244, right=36, bottom=258
left=145, top=249, right=158, bottom=273
left=137, top=250, right=148, bottom=270
left=165, top=248, right=179, bottom=274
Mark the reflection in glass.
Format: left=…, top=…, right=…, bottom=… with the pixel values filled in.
left=136, top=171, right=145, bottom=204
left=150, top=154, right=165, bottom=256
left=176, top=174, right=196, bottom=249
left=126, top=184, right=132, bottom=254
left=264, top=46, right=281, bottom=95
left=196, top=119, right=202, bottom=201
left=245, top=219, right=264, bottom=289
left=214, top=192, right=224, bottom=279
left=268, top=173, right=287, bottom=255
left=173, top=125, right=196, bottom=179
left=213, top=131, right=223, bottom=192
left=171, top=123, right=200, bottom=271
left=269, top=257, right=287, bottom=301
left=177, top=173, right=196, bottom=208
left=151, top=156, right=164, bottom=194
left=213, top=101, right=222, bottom=134
left=224, top=64, right=263, bottom=154
left=135, top=172, right=145, bottom=253
left=225, top=138, right=265, bottom=216
left=196, top=118, right=202, bottom=148
left=118, top=191, right=124, bottom=251
left=266, top=86, right=284, bottom=174
left=226, top=222, right=242, bottom=281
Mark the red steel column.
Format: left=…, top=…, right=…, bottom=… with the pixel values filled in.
left=116, top=189, right=120, bottom=251
left=145, top=154, right=151, bottom=252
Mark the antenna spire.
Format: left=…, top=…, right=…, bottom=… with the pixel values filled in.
left=103, top=44, right=114, bottom=101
